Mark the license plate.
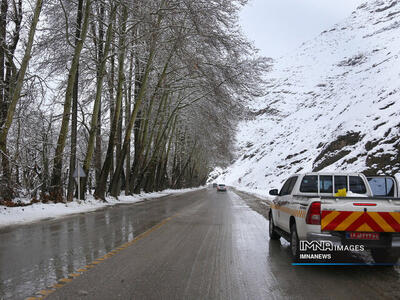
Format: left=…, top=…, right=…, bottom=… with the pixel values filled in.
left=346, top=232, right=380, bottom=240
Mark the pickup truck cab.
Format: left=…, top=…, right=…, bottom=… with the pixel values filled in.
left=268, top=172, right=400, bottom=263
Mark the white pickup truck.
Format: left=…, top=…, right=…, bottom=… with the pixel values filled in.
left=268, top=172, right=400, bottom=263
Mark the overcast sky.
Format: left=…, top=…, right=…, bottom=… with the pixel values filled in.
left=240, top=0, right=364, bottom=58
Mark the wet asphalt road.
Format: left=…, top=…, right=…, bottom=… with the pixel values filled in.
left=1, top=188, right=400, bottom=299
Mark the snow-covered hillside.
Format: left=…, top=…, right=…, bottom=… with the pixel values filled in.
left=216, top=0, right=400, bottom=195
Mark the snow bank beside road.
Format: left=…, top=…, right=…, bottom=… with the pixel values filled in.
left=231, top=185, right=273, bottom=201
left=0, top=187, right=204, bottom=228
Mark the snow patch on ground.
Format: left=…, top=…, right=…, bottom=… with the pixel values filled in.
left=0, top=187, right=204, bottom=228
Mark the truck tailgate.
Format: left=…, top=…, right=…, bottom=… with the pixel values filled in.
left=321, top=199, right=400, bottom=232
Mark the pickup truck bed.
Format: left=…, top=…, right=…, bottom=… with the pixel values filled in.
left=269, top=173, right=400, bottom=263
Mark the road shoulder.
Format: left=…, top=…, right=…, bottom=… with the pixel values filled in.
left=231, top=188, right=271, bottom=220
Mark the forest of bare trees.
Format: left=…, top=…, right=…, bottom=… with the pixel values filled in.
left=0, top=0, right=267, bottom=204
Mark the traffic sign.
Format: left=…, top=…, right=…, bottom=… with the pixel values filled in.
left=73, top=164, right=86, bottom=178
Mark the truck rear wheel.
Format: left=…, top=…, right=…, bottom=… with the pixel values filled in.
left=290, top=223, right=300, bottom=261
left=269, top=212, right=280, bottom=240
left=371, top=249, right=399, bottom=264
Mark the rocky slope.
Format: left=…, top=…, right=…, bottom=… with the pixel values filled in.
left=215, top=0, right=400, bottom=194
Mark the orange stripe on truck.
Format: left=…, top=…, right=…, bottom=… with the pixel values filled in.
left=321, top=211, right=400, bottom=232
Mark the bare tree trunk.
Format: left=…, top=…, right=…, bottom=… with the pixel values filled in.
left=107, top=20, right=116, bottom=185
left=129, top=58, right=143, bottom=194
left=115, top=96, right=123, bottom=189
left=0, top=0, right=8, bottom=129
left=81, top=3, right=116, bottom=199
left=130, top=111, right=142, bottom=194
left=4, top=0, right=22, bottom=120
left=156, top=115, right=176, bottom=190
left=95, top=4, right=105, bottom=189
left=50, top=0, right=91, bottom=202
left=14, top=114, right=21, bottom=186
left=67, top=0, right=84, bottom=202
left=0, top=0, right=43, bottom=200
left=94, top=4, right=128, bottom=200
left=41, top=117, right=52, bottom=199
left=124, top=49, right=134, bottom=195
left=95, top=105, right=102, bottom=183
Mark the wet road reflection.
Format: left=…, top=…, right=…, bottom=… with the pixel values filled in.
left=0, top=191, right=202, bottom=300
left=2, top=189, right=400, bottom=299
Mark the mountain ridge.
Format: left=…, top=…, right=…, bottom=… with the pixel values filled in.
left=215, top=0, right=400, bottom=193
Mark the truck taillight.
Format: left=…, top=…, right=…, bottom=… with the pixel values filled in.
left=306, top=202, right=321, bottom=225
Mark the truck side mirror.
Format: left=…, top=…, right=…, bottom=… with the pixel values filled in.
left=269, top=189, right=279, bottom=196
